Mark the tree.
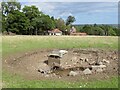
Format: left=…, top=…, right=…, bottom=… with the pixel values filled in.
left=23, top=5, right=41, bottom=20
left=113, top=27, right=119, bottom=36
left=100, top=25, right=116, bottom=36
left=31, top=14, right=55, bottom=35
left=93, top=26, right=104, bottom=35
left=22, top=5, right=42, bottom=35
left=82, top=25, right=93, bottom=35
left=1, top=14, right=7, bottom=33
left=66, top=16, right=75, bottom=26
left=6, top=10, right=30, bottom=34
left=74, top=25, right=83, bottom=32
left=108, top=27, right=116, bottom=36
left=1, top=1, right=21, bottom=34
left=2, top=1, right=21, bottom=16
left=7, top=10, right=29, bottom=34
left=94, top=23, right=97, bottom=27
left=55, top=18, right=66, bottom=30
left=40, top=15, right=55, bottom=34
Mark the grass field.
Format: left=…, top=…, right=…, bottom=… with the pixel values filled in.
left=1, top=35, right=119, bottom=88
left=2, top=36, right=118, bottom=56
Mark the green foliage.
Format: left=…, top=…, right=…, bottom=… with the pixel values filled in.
left=55, top=18, right=66, bottom=30
left=1, top=1, right=119, bottom=36
left=2, top=1, right=21, bottom=15
left=66, top=15, right=76, bottom=26
left=83, top=25, right=93, bottom=35
left=6, top=10, right=29, bottom=34
left=2, top=15, right=7, bottom=33
left=22, top=5, right=42, bottom=35
left=113, top=28, right=120, bottom=36
left=22, top=5, right=41, bottom=20
left=79, top=24, right=118, bottom=36
left=40, top=15, right=55, bottom=30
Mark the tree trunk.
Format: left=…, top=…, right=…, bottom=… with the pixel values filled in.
left=35, top=28, right=37, bottom=35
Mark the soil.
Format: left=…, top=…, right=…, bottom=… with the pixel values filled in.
left=2, top=49, right=118, bottom=82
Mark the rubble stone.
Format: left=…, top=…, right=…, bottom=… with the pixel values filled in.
left=83, top=68, right=92, bottom=75
left=84, top=58, right=89, bottom=62
left=91, top=65, right=106, bottom=71
left=89, top=61, right=96, bottom=65
left=59, top=50, right=68, bottom=55
left=80, top=58, right=84, bottom=61
left=38, top=63, right=51, bottom=74
left=96, top=68, right=103, bottom=73
left=69, top=71, right=78, bottom=76
left=44, top=74, right=49, bottom=77
left=97, top=61, right=103, bottom=65
left=102, top=59, right=110, bottom=64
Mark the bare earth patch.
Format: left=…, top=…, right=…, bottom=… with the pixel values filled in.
left=2, top=49, right=118, bottom=82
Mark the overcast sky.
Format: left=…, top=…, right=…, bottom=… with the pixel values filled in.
left=20, top=1, right=118, bottom=24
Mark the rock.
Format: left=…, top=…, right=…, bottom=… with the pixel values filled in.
left=44, top=74, right=49, bottom=77
left=59, top=50, right=68, bottom=55
left=102, top=59, right=110, bottom=64
left=113, top=56, right=118, bottom=60
left=95, top=62, right=103, bottom=65
left=92, top=65, right=106, bottom=68
left=53, top=62, right=60, bottom=68
left=85, top=59, right=89, bottom=62
left=38, top=63, right=51, bottom=74
left=83, top=68, right=92, bottom=75
left=96, top=68, right=103, bottom=73
left=58, top=76, right=61, bottom=79
left=53, top=73, right=56, bottom=76
left=91, top=65, right=106, bottom=71
left=69, top=71, right=78, bottom=76
left=98, top=61, right=103, bottom=65
left=89, top=61, right=96, bottom=65
left=80, top=58, right=84, bottom=61
left=38, top=69, right=44, bottom=73
left=65, top=62, right=68, bottom=65
left=99, top=65, right=106, bottom=68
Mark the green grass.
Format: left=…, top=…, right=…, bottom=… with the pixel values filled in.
left=2, top=36, right=118, bottom=56
left=1, top=35, right=119, bottom=88
left=2, top=71, right=118, bottom=88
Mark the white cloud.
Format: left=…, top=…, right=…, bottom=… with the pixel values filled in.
left=21, top=2, right=118, bottom=14
left=18, top=0, right=119, bottom=2
left=85, top=3, right=117, bottom=13
left=20, top=2, right=118, bottom=24
left=59, top=12, right=73, bottom=17
left=21, top=2, right=56, bottom=14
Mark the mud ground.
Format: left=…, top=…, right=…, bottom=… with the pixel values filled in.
left=2, top=49, right=118, bottom=82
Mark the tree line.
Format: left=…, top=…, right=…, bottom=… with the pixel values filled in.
left=1, top=1, right=119, bottom=36
left=74, top=24, right=119, bottom=36
left=1, top=1, right=75, bottom=35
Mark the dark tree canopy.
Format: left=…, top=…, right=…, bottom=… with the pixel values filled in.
left=1, top=1, right=119, bottom=36
left=66, top=16, right=76, bottom=26
left=2, top=1, right=21, bottom=16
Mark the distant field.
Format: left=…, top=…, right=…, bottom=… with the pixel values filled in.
left=2, top=35, right=118, bottom=56
left=2, top=35, right=118, bottom=88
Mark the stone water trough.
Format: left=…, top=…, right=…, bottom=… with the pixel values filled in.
left=48, top=50, right=68, bottom=70
left=38, top=50, right=108, bottom=76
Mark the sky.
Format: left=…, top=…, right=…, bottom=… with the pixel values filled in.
left=19, top=1, right=118, bottom=24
